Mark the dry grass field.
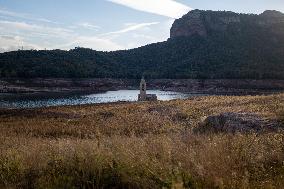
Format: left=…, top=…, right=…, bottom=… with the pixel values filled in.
left=0, top=93, right=284, bottom=189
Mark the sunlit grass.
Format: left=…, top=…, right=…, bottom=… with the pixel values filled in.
left=0, top=93, right=283, bottom=188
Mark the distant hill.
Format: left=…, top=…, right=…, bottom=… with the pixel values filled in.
left=1, top=10, right=284, bottom=79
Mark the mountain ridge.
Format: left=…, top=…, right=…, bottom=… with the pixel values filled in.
left=0, top=9, right=284, bottom=79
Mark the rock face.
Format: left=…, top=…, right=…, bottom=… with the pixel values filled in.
left=260, top=10, right=284, bottom=18
left=170, top=9, right=284, bottom=38
left=194, top=112, right=282, bottom=134
left=170, top=10, right=208, bottom=37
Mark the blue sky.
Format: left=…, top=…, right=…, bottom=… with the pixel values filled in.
left=0, top=0, right=283, bottom=52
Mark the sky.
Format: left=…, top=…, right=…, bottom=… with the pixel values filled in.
left=0, top=0, right=283, bottom=52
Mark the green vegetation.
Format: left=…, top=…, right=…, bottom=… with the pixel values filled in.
left=0, top=93, right=284, bottom=188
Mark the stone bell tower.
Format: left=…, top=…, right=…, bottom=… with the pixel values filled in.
left=138, top=77, right=147, bottom=101
left=138, top=77, right=157, bottom=101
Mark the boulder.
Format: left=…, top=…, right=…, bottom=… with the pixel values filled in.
left=194, top=112, right=282, bottom=134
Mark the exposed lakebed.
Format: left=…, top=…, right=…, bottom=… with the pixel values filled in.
left=0, top=90, right=198, bottom=109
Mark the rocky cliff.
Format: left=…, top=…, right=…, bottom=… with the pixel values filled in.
left=170, top=10, right=284, bottom=38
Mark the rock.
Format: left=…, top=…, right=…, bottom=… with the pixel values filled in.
left=194, top=112, right=282, bottom=134
left=260, top=10, right=284, bottom=18
left=170, top=9, right=284, bottom=39
left=170, top=10, right=207, bottom=38
left=170, top=10, right=241, bottom=38
left=258, top=10, right=284, bottom=26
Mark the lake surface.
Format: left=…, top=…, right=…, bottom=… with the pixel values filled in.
left=0, top=90, right=198, bottom=109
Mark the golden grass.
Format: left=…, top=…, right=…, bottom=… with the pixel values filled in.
left=0, top=93, right=284, bottom=188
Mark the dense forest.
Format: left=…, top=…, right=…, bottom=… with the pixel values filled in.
left=0, top=10, right=284, bottom=79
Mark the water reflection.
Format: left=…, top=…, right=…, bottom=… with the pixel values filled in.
left=0, top=90, right=195, bottom=109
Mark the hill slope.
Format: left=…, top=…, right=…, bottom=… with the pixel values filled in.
left=0, top=10, right=284, bottom=79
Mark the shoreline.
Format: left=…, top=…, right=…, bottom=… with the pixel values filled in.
left=1, top=78, right=284, bottom=95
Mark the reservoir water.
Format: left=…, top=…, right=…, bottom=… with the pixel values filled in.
left=0, top=90, right=196, bottom=109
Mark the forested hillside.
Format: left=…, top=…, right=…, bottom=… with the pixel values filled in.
left=0, top=10, right=284, bottom=79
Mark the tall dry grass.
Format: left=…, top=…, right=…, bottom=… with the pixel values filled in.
left=0, top=93, right=283, bottom=188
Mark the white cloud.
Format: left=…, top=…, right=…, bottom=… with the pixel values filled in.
left=107, top=0, right=192, bottom=18
left=0, top=20, right=122, bottom=52
left=0, top=5, right=126, bottom=53
left=78, top=22, right=101, bottom=31
left=0, top=35, right=41, bottom=52
left=0, top=18, right=171, bottom=52
left=0, top=20, right=73, bottom=37
left=56, top=36, right=123, bottom=51
left=0, top=35, right=23, bottom=49
left=0, top=7, right=58, bottom=24
left=118, top=18, right=175, bottom=49
left=0, top=4, right=177, bottom=53
left=100, top=22, right=159, bottom=36
left=0, top=17, right=174, bottom=52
